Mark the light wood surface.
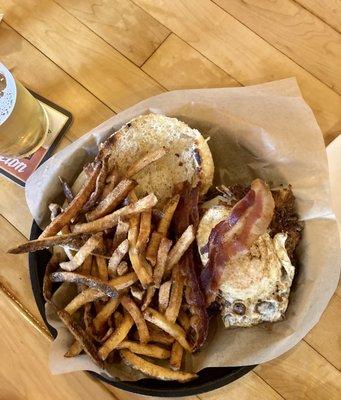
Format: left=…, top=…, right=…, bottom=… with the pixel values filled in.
left=0, top=1, right=340, bottom=399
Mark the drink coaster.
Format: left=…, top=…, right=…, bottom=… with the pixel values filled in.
left=0, top=90, right=72, bottom=187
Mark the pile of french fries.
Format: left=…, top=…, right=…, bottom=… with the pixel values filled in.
left=9, top=149, right=198, bottom=382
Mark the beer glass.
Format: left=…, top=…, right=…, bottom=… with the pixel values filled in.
left=0, top=63, right=49, bottom=157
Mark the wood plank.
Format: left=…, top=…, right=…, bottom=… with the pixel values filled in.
left=214, top=0, right=341, bottom=95
left=54, top=0, right=170, bottom=66
left=133, top=0, right=341, bottom=140
left=142, top=34, right=239, bottom=89
left=0, top=288, right=117, bottom=400
left=0, top=136, right=71, bottom=237
left=0, top=23, right=114, bottom=143
left=256, top=341, right=341, bottom=399
left=305, top=294, right=341, bottom=369
left=198, top=371, right=283, bottom=400
left=1, top=0, right=163, bottom=112
left=295, top=0, right=341, bottom=33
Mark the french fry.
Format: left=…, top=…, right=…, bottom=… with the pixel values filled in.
left=40, top=162, right=102, bottom=238
left=169, top=341, right=184, bottom=371
left=58, top=309, right=105, bottom=369
left=59, top=176, right=74, bottom=204
left=145, top=232, right=163, bottom=266
left=141, top=286, right=155, bottom=311
left=7, top=232, right=91, bottom=254
left=166, top=225, right=195, bottom=273
left=60, top=233, right=103, bottom=271
left=86, top=179, right=137, bottom=222
left=143, top=307, right=192, bottom=352
left=50, top=272, right=119, bottom=298
left=108, top=239, right=129, bottom=276
left=77, top=255, right=93, bottom=292
left=72, top=193, right=158, bottom=234
left=96, top=256, right=108, bottom=281
left=128, top=214, right=140, bottom=246
left=93, top=297, right=120, bottom=333
left=100, top=170, right=119, bottom=201
left=140, top=254, right=153, bottom=276
left=136, top=210, right=152, bottom=252
left=158, top=280, right=172, bottom=313
left=113, top=311, right=123, bottom=328
left=153, top=238, right=172, bottom=288
left=112, top=219, right=129, bottom=249
left=83, top=156, right=108, bottom=212
left=120, top=349, right=196, bottom=382
left=42, top=253, right=61, bottom=303
left=130, top=285, right=145, bottom=302
left=84, top=303, right=94, bottom=338
left=165, top=265, right=184, bottom=323
left=98, top=313, right=134, bottom=360
left=157, top=195, right=180, bottom=236
left=120, top=295, right=149, bottom=343
left=134, top=325, right=174, bottom=345
left=64, top=340, right=83, bottom=357
left=117, top=341, right=170, bottom=359
left=126, top=148, right=166, bottom=178
left=64, top=288, right=105, bottom=315
left=129, top=247, right=153, bottom=288
left=116, top=261, right=128, bottom=276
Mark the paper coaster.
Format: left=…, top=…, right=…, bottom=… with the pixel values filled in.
left=0, top=91, right=72, bottom=187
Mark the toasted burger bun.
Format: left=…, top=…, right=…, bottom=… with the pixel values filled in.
left=97, top=114, right=214, bottom=203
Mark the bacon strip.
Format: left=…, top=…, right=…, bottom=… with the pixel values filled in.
left=200, top=179, right=275, bottom=305
left=173, top=183, right=208, bottom=350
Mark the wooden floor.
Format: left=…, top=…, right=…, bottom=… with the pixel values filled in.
left=0, top=1, right=340, bottom=399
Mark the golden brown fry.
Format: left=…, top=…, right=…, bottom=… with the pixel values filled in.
left=136, top=210, right=152, bottom=252
left=109, top=272, right=138, bottom=291
left=166, top=225, right=195, bottom=273
left=170, top=341, right=184, bottom=371
left=40, top=162, right=102, bottom=238
left=145, top=232, right=163, bottom=266
left=96, top=256, right=108, bottom=281
left=140, top=254, right=153, bottom=276
left=57, top=309, right=105, bottom=369
left=64, top=340, right=83, bottom=357
left=165, top=265, right=184, bottom=323
left=83, top=156, right=108, bottom=212
left=126, top=148, right=166, bottom=178
left=153, top=238, right=172, bottom=288
left=50, top=272, right=119, bottom=298
left=43, top=253, right=61, bottom=303
left=116, top=261, right=128, bottom=276
left=129, top=247, right=153, bottom=288
left=7, top=232, right=90, bottom=254
left=134, top=325, right=174, bottom=345
left=141, top=286, right=155, bottom=312
left=143, top=307, right=192, bottom=352
left=64, top=288, right=105, bottom=315
left=108, top=239, right=129, bottom=276
left=59, top=176, right=74, bottom=204
left=128, top=214, right=140, bottom=247
left=113, top=311, right=123, bottom=328
left=130, top=285, right=145, bottom=303
left=86, top=179, right=137, bottom=222
left=117, top=341, right=170, bottom=359
left=72, top=193, right=158, bottom=234
left=158, top=280, right=172, bottom=313
left=120, top=295, right=150, bottom=343
left=98, top=313, right=134, bottom=360
left=77, top=255, right=93, bottom=292
left=178, top=312, right=191, bottom=331
left=120, top=349, right=196, bottom=382
left=112, top=219, right=130, bottom=249
left=100, top=170, right=119, bottom=201
left=93, top=297, right=120, bottom=332
left=157, top=195, right=180, bottom=236
left=60, top=233, right=103, bottom=271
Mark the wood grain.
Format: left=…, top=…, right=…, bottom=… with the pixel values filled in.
left=295, top=0, right=341, bottom=33
left=142, top=34, right=239, bottom=89
left=0, top=23, right=114, bottom=143
left=214, top=0, right=341, bottom=95
left=134, top=0, right=341, bottom=138
left=256, top=341, right=341, bottom=399
left=54, top=0, right=170, bottom=66
left=305, top=294, right=341, bottom=369
left=0, top=288, right=117, bottom=400
left=0, top=136, right=71, bottom=237
left=1, top=0, right=163, bottom=111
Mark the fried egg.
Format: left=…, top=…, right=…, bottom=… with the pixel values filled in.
left=197, top=197, right=295, bottom=328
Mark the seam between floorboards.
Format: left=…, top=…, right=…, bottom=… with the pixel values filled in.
left=140, top=31, right=172, bottom=68
left=210, top=0, right=341, bottom=97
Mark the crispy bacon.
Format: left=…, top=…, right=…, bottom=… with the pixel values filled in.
left=173, top=183, right=208, bottom=350
left=200, top=179, right=275, bottom=305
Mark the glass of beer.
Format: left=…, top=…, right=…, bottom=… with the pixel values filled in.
left=0, top=63, right=49, bottom=157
